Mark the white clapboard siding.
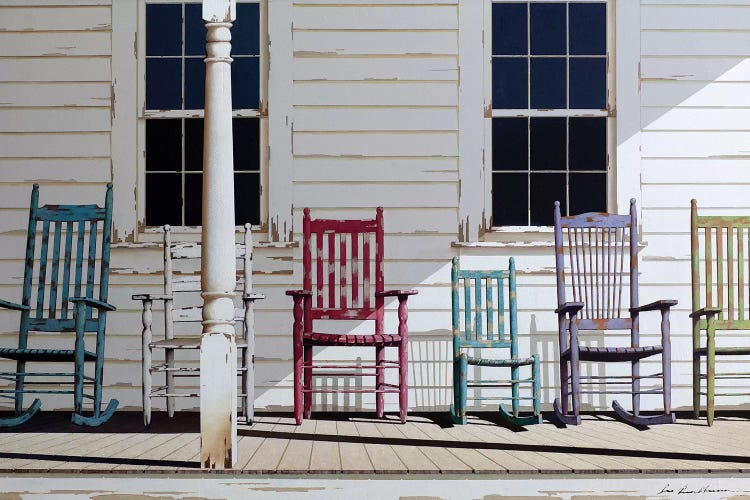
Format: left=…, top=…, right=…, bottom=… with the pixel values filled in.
left=0, top=133, right=111, bottom=159
left=641, top=57, right=750, bottom=82
left=0, top=58, right=111, bottom=83
left=293, top=82, right=457, bottom=106
left=293, top=4, right=456, bottom=30
left=293, top=31, right=457, bottom=56
left=0, top=109, right=111, bottom=133
left=0, top=6, right=111, bottom=31
left=0, top=83, right=111, bottom=108
left=642, top=31, right=750, bottom=56
left=0, top=32, right=111, bottom=57
left=641, top=81, right=750, bottom=108
left=294, top=108, right=458, bottom=132
left=293, top=158, right=457, bottom=183
left=294, top=132, right=458, bottom=157
left=642, top=108, right=750, bottom=131
left=293, top=57, right=458, bottom=82
left=641, top=5, right=750, bottom=30
left=0, top=158, right=111, bottom=183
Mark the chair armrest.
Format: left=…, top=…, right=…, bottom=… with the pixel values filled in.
left=131, top=293, right=172, bottom=302
left=285, top=290, right=312, bottom=298
left=0, top=298, right=29, bottom=311
left=376, top=289, right=418, bottom=298
left=630, top=300, right=678, bottom=314
left=555, top=302, right=584, bottom=315
left=69, top=297, right=117, bottom=312
left=689, top=307, right=722, bottom=319
left=243, top=293, right=265, bottom=301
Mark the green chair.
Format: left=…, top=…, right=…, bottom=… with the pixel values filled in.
left=691, top=199, right=750, bottom=425
left=449, top=257, right=541, bottom=425
left=0, top=183, right=118, bottom=426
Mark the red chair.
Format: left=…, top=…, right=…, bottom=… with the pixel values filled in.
left=286, top=208, right=417, bottom=424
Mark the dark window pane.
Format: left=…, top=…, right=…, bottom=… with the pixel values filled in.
left=146, top=173, right=182, bottom=226
left=530, top=117, right=565, bottom=171
left=570, top=58, right=606, bottom=109
left=233, top=118, right=260, bottom=171
left=235, top=173, right=260, bottom=225
left=184, top=173, right=203, bottom=226
left=492, top=57, right=527, bottom=109
left=530, top=3, right=565, bottom=55
left=232, top=57, right=260, bottom=109
left=492, top=118, right=527, bottom=171
left=184, top=57, right=206, bottom=109
left=146, top=4, right=182, bottom=56
left=570, top=3, right=606, bottom=56
left=569, top=117, right=606, bottom=171
left=569, top=173, right=606, bottom=214
left=492, top=3, right=527, bottom=56
left=234, top=3, right=260, bottom=55
left=530, top=58, right=565, bottom=109
left=146, top=119, right=182, bottom=172
left=530, top=173, right=565, bottom=225
left=146, top=58, right=182, bottom=110
left=493, top=173, right=528, bottom=226
left=185, top=3, right=206, bottom=56
left=184, top=118, right=204, bottom=171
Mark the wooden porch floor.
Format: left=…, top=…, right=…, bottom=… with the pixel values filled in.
left=1, top=411, right=749, bottom=474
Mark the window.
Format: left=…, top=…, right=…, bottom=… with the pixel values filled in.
left=142, top=1, right=263, bottom=227
left=490, top=1, right=610, bottom=226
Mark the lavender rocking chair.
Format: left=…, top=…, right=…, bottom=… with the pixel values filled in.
left=553, top=199, right=677, bottom=426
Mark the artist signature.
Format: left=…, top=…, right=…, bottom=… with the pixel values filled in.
left=658, top=483, right=750, bottom=495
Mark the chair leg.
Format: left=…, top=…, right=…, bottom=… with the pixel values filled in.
left=376, top=345, right=385, bottom=419
left=450, top=354, right=467, bottom=425
left=511, top=364, right=520, bottom=418
left=242, top=344, right=252, bottom=425
left=661, top=310, right=672, bottom=420
left=707, top=321, right=716, bottom=426
left=692, top=320, right=701, bottom=419
left=399, top=342, right=408, bottom=423
left=293, top=338, right=303, bottom=425
left=14, top=360, right=25, bottom=416
left=166, top=348, right=175, bottom=418
left=303, top=345, right=313, bottom=419
left=142, top=338, right=152, bottom=428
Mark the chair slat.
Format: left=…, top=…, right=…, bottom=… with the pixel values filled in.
left=594, top=228, right=600, bottom=318
left=464, top=277, right=472, bottom=340
left=567, top=229, right=577, bottom=302
left=36, top=220, right=51, bottom=319
left=486, top=277, right=494, bottom=341
left=705, top=227, right=713, bottom=308
left=618, top=227, right=625, bottom=316
left=316, top=232, right=324, bottom=309
left=74, top=220, right=85, bottom=299
left=606, top=228, right=611, bottom=318
left=49, top=221, right=62, bottom=318
left=351, top=232, right=359, bottom=307
left=61, top=221, right=74, bottom=319
left=328, top=231, right=335, bottom=309
left=340, top=232, right=347, bottom=309
left=363, top=232, right=371, bottom=310
left=718, top=227, right=724, bottom=319
left=497, top=276, right=505, bottom=342
left=740, top=227, right=745, bottom=321
left=86, top=221, right=98, bottom=319
left=474, top=277, right=483, bottom=339
left=581, top=228, right=590, bottom=318
left=728, top=226, right=735, bottom=320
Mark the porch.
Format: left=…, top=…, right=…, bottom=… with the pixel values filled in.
left=1, top=411, right=749, bottom=474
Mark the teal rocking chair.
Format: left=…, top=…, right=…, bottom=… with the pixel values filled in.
left=0, top=183, right=118, bottom=427
left=449, top=257, right=541, bottom=425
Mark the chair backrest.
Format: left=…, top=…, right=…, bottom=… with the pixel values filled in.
left=691, top=199, right=750, bottom=328
left=302, top=208, right=384, bottom=328
left=19, top=183, right=113, bottom=343
left=162, top=224, right=253, bottom=337
left=451, top=257, right=517, bottom=354
left=553, top=199, right=637, bottom=331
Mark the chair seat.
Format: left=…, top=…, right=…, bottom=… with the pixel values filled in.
left=0, top=347, right=96, bottom=362
left=563, top=345, right=663, bottom=362
left=465, top=355, right=535, bottom=367
left=150, top=337, right=248, bottom=349
left=304, top=332, right=403, bottom=347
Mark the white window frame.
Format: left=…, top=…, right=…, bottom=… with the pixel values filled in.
left=111, top=0, right=294, bottom=243
left=457, top=0, right=640, bottom=241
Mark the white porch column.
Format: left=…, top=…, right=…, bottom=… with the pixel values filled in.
left=200, top=0, right=237, bottom=469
